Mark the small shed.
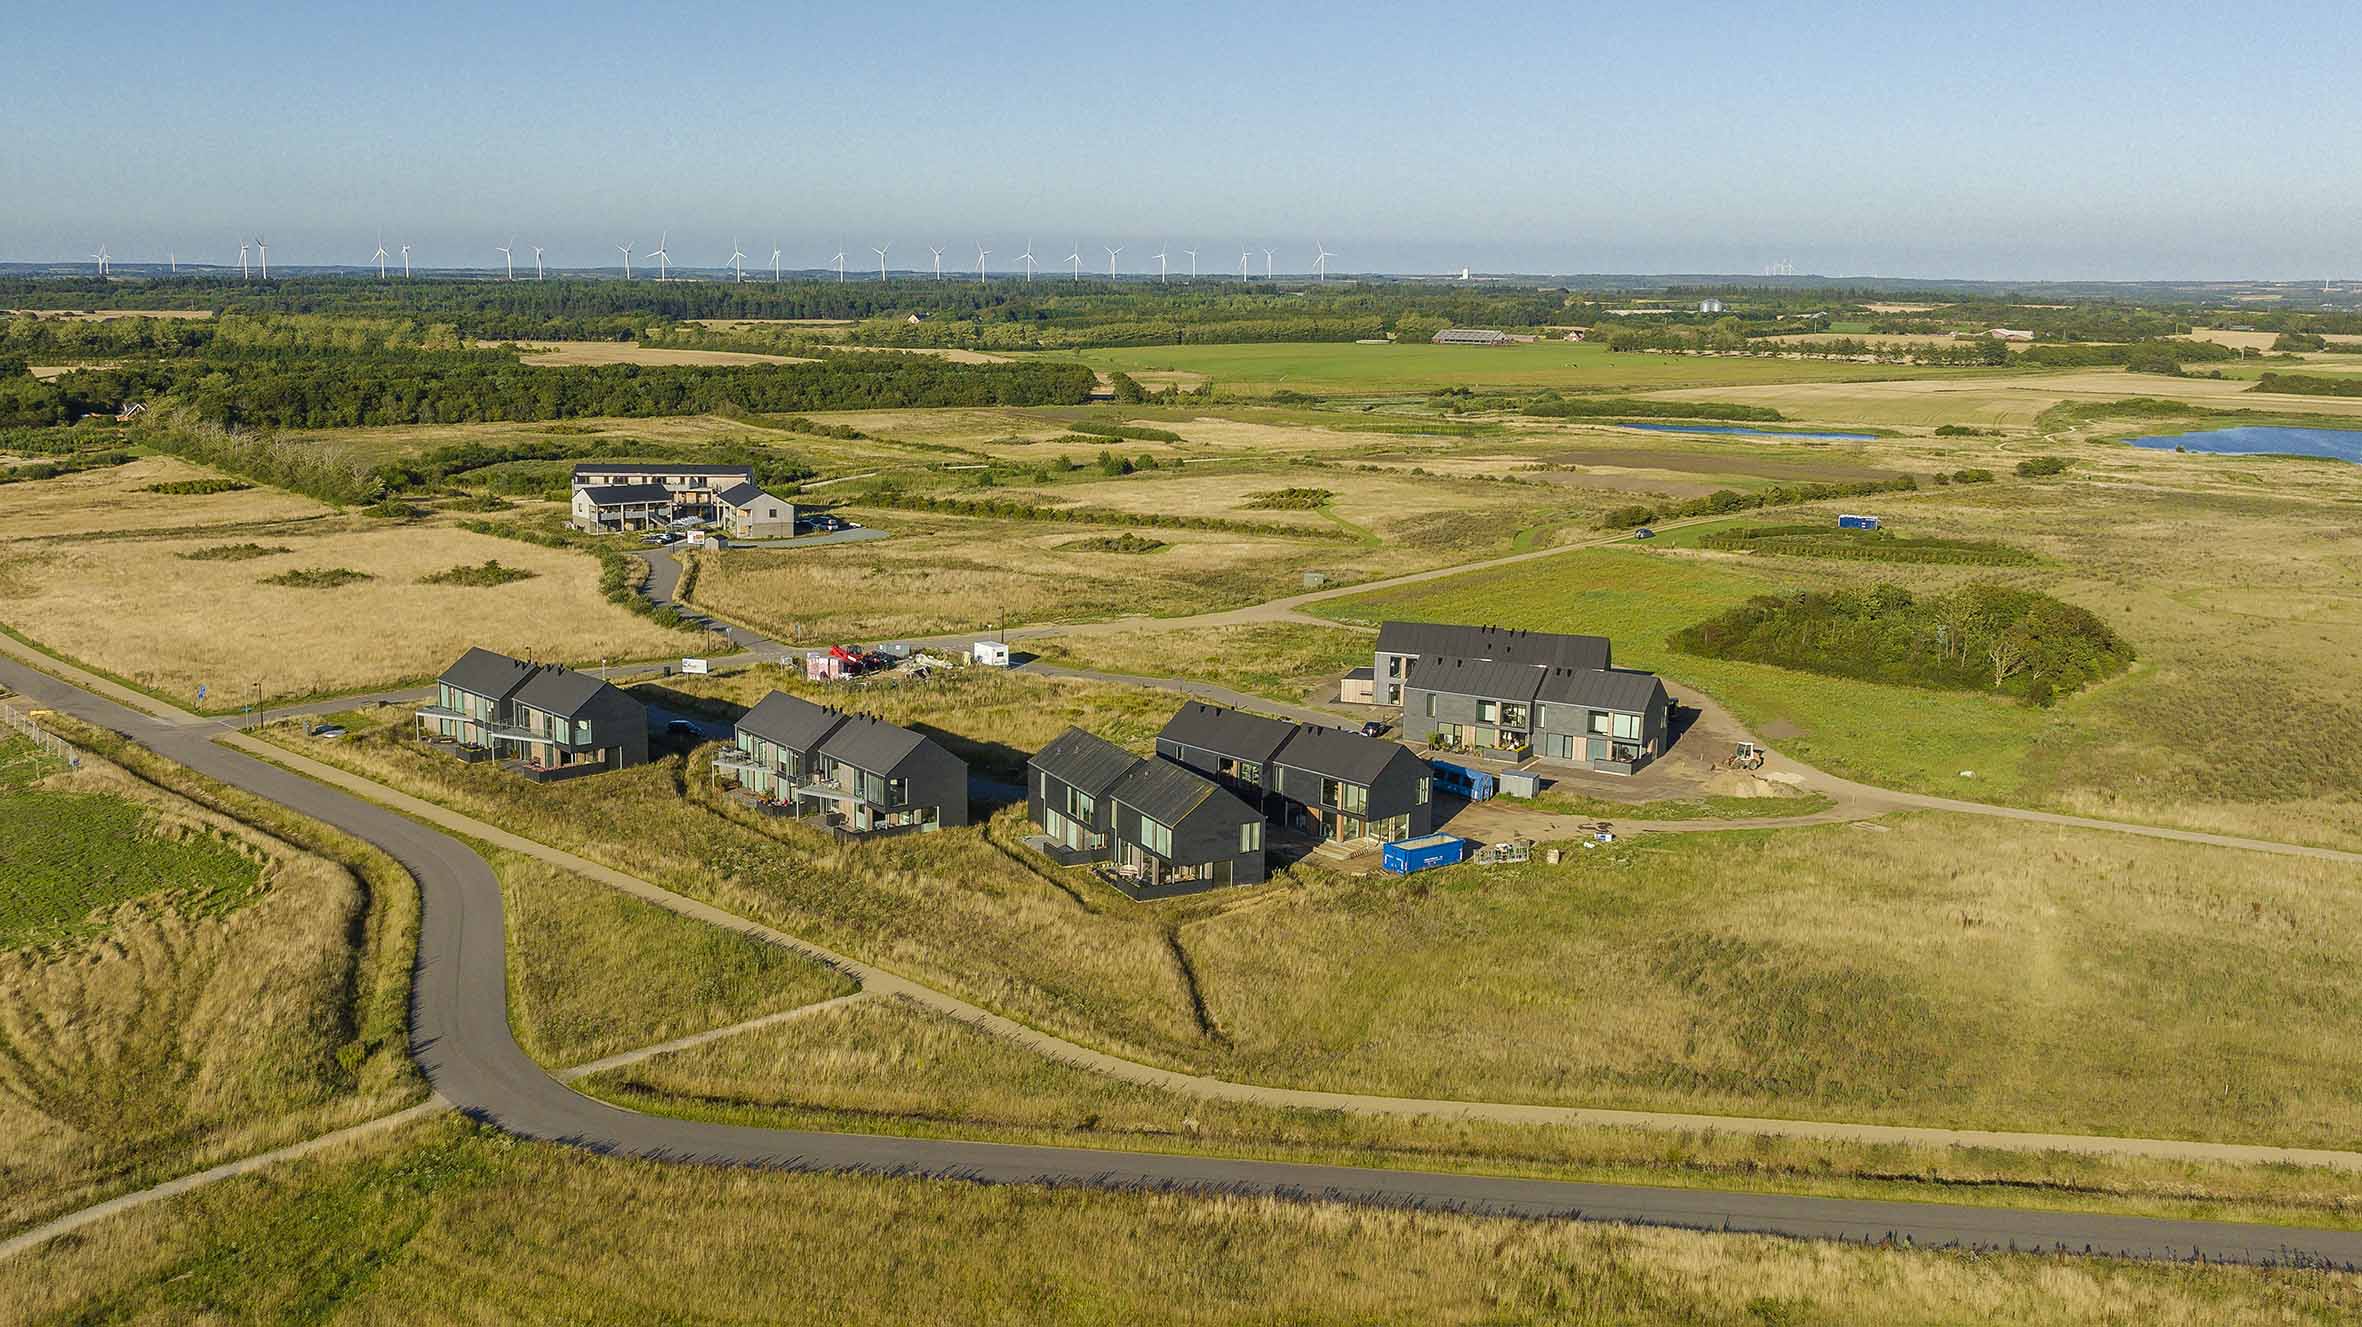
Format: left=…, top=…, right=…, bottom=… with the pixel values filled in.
left=972, top=640, right=1011, bottom=668
left=1498, top=768, right=1541, bottom=799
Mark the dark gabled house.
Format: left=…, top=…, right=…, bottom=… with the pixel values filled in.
left=570, top=482, right=674, bottom=533
left=713, top=480, right=797, bottom=539
left=718, top=690, right=967, bottom=837
left=1378, top=620, right=1675, bottom=774
left=1371, top=621, right=1612, bottom=708
left=1156, top=703, right=1435, bottom=846
left=416, top=647, right=648, bottom=780
left=568, top=463, right=758, bottom=532
left=1533, top=666, right=1673, bottom=774
left=1027, top=727, right=1266, bottom=897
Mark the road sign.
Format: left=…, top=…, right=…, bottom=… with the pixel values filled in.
left=680, top=658, right=710, bottom=676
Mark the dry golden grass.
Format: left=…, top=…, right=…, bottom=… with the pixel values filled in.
left=1638, top=368, right=2362, bottom=428
left=588, top=993, right=2362, bottom=1229
left=0, top=520, right=696, bottom=705
left=2180, top=329, right=2285, bottom=352
left=1032, top=622, right=1376, bottom=703
left=0, top=456, right=327, bottom=540
left=0, top=729, right=418, bottom=1238
left=11, top=1117, right=2357, bottom=1325
left=492, top=340, right=812, bottom=368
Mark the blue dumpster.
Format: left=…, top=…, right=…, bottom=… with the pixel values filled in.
left=1428, top=759, right=1495, bottom=801
left=1382, top=834, right=1467, bottom=875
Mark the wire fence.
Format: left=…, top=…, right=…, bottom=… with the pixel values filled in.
left=0, top=698, right=79, bottom=768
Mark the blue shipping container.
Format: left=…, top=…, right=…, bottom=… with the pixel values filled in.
left=1382, top=834, right=1466, bottom=875
left=1428, top=759, right=1496, bottom=801
left=1837, top=514, right=1881, bottom=530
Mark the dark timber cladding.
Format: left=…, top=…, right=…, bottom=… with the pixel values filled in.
left=1156, top=703, right=1435, bottom=845
left=417, top=647, right=648, bottom=779
left=1028, top=726, right=1266, bottom=896
left=718, top=691, right=968, bottom=836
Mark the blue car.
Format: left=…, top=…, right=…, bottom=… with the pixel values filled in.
left=1634, top=527, right=1656, bottom=540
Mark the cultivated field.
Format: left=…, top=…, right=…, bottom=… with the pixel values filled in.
left=0, top=520, right=696, bottom=705
left=1050, top=340, right=2001, bottom=395
left=0, top=726, right=417, bottom=1238
left=15, top=1118, right=2352, bottom=1325
left=0, top=456, right=329, bottom=540
left=1638, top=367, right=2362, bottom=428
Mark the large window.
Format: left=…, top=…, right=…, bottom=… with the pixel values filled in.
left=1140, top=815, right=1173, bottom=858
left=1476, top=700, right=1499, bottom=723
left=1424, top=693, right=1437, bottom=718
left=575, top=718, right=592, bottom=744
left=1068, top=787, right=1095, bottom=820
left=1322, top=780, right=1368, bottom=814
left=1415, top=777, right=1431, bottom=806
left=1611, top=712, right=1641, bottom=740
left=1588, top=710, right=1610, bottom=736
left=1239, top=761, right=1262, bottom=787
left=1239, top=821, right=1261, bottom=853
left=1501, top=704, right=1529, bottom=728
left=1386, top=655, right=1402, bottom=678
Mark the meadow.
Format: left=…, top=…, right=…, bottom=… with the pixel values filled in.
left=0, top=517, right=697, bottom=706
left=0, top=455, right=328, bottom=540
left=9, top=1117, right=2356, bottom=1325
left=1029, top=622, right=1378, bottom=703
left=0, top=723, right=418, bottom=1238
left=1636, top=367, right=2362, bottom=429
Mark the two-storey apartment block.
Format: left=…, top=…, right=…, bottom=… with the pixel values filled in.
left=717, top=691, right=968, bottom=837
left=1156, top=704, right=1435, bottom=845
left=417, top=648, right=648, bottom=780
left=1370, top=621, right=1611, bottom=708
left=1405, top=657, right=1672, bottom=774
left=568, top=463, right=793, bottom=535
left=1028, top=727, right=1266, bottom=896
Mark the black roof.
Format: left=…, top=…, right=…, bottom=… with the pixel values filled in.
left=819, top=713, right=945, bottom=775
left=1536, top=666, right=1667, bottom=713
left=513, top=665, right=622, bottom=718
left=1375, top=621, right=1611, bottom=672
left=437, top=647, right=537, bottom=701
left=570, top=463, right=755, bottom=480
left=1157, top=703, right=1295, bottom=765
left=1409, top=654, right=1547, bottom=702
left=1112, top=757, right=1250, bottom=829
left=1272, top=723, right=1413, bottom=786
left=437, top=647, right=624, bottom=718
left=713, top=481, right=773, bottom=509
left=577, top=482, right=673, bottom=506
left=736, top=691, right=851, bottom=752
left=1030, top=727, right=1141, bottom=797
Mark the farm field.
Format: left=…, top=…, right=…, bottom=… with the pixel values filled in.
left=16, top=1118, right=2351, bottom=1327
left=0, top=455, right=329, bottom=540
left=0, top=518, right=696, bottom=706
left=1046, top=340, right=2002, bottom=396
left=585, top=990, right=2362, bottom=1230
left=1637, top=367, right=2362, bottom=429
left=0, top=724, right=418, bottom=1238
left=498, top=340, right=811, bottom=368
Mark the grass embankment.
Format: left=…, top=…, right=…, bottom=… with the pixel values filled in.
left=0, top=721, right=419, bottom=1239
left=12, top=1118, right=2355, bottom=1324
left=491, top=850, right=852, bottom=1066
left=583, top=993, right=2362, bottom=1231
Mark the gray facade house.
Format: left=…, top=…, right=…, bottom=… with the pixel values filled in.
left=1372, top=621, right=1611, bottom=707
left=570, top=482, right=673, bottom=532
left=1028, top=727, right=1265, bottom=897
left=569, top=463, right=757, bottom=532
left=416, top=647, right=648, bottom=780
left=1157, top=704, right=1435, bottom=845
left=718, top=690, right=967, bottom=837
left=714, top=481, right=797, bottom=539
left=1404, top=656, right=1672, bottom=775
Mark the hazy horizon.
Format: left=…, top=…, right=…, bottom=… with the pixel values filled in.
left=10, top=0, right=2358, bottom=282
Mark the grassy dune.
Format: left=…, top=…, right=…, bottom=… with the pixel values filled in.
left=10, top=1118, right=2356, bottom=1325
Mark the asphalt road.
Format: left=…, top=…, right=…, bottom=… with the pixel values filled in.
left=4, top=652, right=2357, bottom=1268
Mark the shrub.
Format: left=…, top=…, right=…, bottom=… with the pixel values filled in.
left=143, top=477, right=250, bottom=495
left=361, top=498, right=425, bottom=519
left=418, top=559, right=537, bottom=587
left=1696, top=523, right=2037, bottom=566
left=179, top=542, right=290, bottom=561
left=1949, top=468, right=1996, bottom=484
left=1241, top=488, right=1334, bottom=510
left=1057, top=532, right=1168, bottom=554
left=1065, top=421, right=1183, bottom=443
left=2015, top=456, right=2070, bottom=477
left=260, top=567, right=373, bottom=589
left=1595, top=475, right=1917, bottom=529
left=1932, top=424, right=1995, bottom=437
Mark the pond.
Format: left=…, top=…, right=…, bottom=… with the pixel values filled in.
left=1619, top=422, right=1879, bottom=442
left=2128, top=426, right=2362, bottom=464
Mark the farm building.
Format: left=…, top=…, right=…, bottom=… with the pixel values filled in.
left=1156, top=704, right=1434, bottom=845
left=1027, top=727, right=1267, bottom=897
left=1431, top=328, right=1511, bottom=346
left=417, top=647, right=648, bottom=780
left=715, top=691, right=968, bottom=837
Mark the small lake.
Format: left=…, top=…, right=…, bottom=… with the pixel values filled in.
left=2127, top=426, right=2362, bottom=464
left=1620, top=422, right=1879, bottom=442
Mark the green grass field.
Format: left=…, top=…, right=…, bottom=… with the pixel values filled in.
left=1048, top=340, right=1998, bottom=395
left=0, top=736, right=264, bottom=949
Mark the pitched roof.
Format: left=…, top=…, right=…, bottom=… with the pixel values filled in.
left=577, top=482, right=673, bottom=506
left=1408, top=654, right=1547, bottom=702
left=1030, top=727, right=1141, bottom=797
left=570, top=463, right=755, bottom=481
left=512, top=664, right=619, bottom=718
left=1536, top=666, right=1667, bottom=713
left=713, top=481, right=774, bottom=509
left=819, top=712, right=942, bottom=774
left=1157, top=703, right=1295, bottom=765
left=437, top=646, right=537, bottom=700
left=1271, top=723, right=1413, bottom=786
left=1112, top=757, right=1248, bottom=829
left=736, top=691, right=852, bottom=751
left=1375, top=621, right=1611, bottom=672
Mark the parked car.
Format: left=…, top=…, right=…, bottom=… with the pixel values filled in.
left=1358, top=720, right=1390, bottom=738
left=307, top=723, right=347, bottom=739
left=666, top=718, right=702, bottom=739
left=808, top=515, right=847, bottom=532
left=1634, top=527, right=1656, bottom=540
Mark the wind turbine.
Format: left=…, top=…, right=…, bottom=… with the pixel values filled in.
left=1067, top=241, right=1082, bottom=282
left=1183, top=248, right=1197, bottom=279
left=975, top=243, right=991, bottom=283
left=169, top=251, right=177, bottom=274
left=1312, top=242, right=1334, bottom=282
left=1153, top=248, right=1168, bottom=283
left=373, top=236, right=389, bottom=278
left=401, top=244, right=412, bottom=277
left=496, top=242, right=514, bottom=281
left=617, top=242, right=634, bottom=280
left=1104, top=245, right=1123, bottom=278
left=770, top=246, right=781, bottom=281
left=1261, top=248, right=1273, bottom=280
left=928, top=245, right=944, bottom=280
left=728, top=239, right=747, bottom=283
left=1239, top=249, right=1250, bottom=282
left=831, top=245, right=846, bottom=282
left=90, top=245, right=109, bottom=277
left=1016, top=240, right=1037, bottom=282
left=238, top=240, right=251, bottom=279
left=532, top=245, right=545, bottom=280
left=256, top=237, right=269, bottom=279
left=872, top=242, right=890, bottom=280
left=648, top=231, right=671, bottom=281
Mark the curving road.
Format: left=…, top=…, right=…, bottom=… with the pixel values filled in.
left=4, top=652, right=2359, bottom=1267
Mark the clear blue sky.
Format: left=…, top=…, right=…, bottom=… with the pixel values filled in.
left=9, top=0, right=2357, bottom=279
